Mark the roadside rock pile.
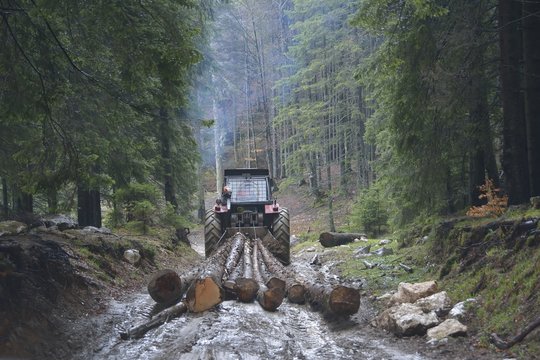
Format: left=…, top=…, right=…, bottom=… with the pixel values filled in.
left=375, top=281, right=473, bottom=342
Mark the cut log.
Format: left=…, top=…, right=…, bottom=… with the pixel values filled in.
left=305, top=283, right=360, bottom=316
left=120, top=301, right=187, bottom=340
left=319, top=232, right=366, bottom=247
left=185, top=241, right=233, bottom=313
left=147, top=269, right=183, bottom=304
left=252, top=240, right=285, bottom=311
left=257, top=239, right=306, bottom=304
left=266, top=277, right=286, bottom=292
left=257, top=285, right=285, bottom=312
left=234, top=277, right=259, bottom=302
left=287, top=284, right=307, bottom=304
left=251, top=240, right=265, bottom=284
left=221, top=232, right=246, bottom=282
left=243, top=237, right=254, bottom=279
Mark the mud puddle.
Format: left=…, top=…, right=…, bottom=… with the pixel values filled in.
left=68, top=290, right=428, bottom=360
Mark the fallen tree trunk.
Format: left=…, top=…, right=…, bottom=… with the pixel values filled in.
left=235, top=277, right=259, bottom=303
left=490, top=316, right=540, bottom=350
left=120, top=301, right=187, bottom=340
left=257, top=239, right=306, bottom=304
left=221, top=232, right=246, bottom=282
left=234, top=239, right=259, bottom=302
left=253, top=240, right=285, bottom=311
left=305, top=283, right=360, bottom=316
left=319, top=232, right=366, bottom=247
left=185, top=240, right=234, bottom=313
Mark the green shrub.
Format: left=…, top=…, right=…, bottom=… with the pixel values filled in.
left=349, top=185, right=389, bottom=236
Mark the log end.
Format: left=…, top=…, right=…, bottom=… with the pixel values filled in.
left=186, top=277, right=223, bottom=313
left=287, top=284, right=306, bottom=304
left=235, top=278, right=259, bottom=303
left=259, top=287, right=285, bottom=312
left=147, top=269, right=182, bottom=304
left=266, top=277, right=286, bottom=292
left=329, top=286, right=360, bottom=316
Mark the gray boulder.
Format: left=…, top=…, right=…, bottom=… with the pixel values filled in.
left=376, top=303, right=440, bottom=336
left=124, top=249, right=141, bottom=265
left=427, top=319, right=467, bottom=340
left=449, top=298, right=477, bottom=319
left=372, top=247, right=394, bottom=256
left=390, top=281, right=439, bottom=305
left=41, top=215, right=78, bottom=231
left=414, top=291, right=453, bottom=316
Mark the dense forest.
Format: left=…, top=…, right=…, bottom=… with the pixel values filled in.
left=1, top=0, right=539, bottom=231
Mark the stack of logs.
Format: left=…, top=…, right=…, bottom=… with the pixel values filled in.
left=121, top=232, right=360, bottom=340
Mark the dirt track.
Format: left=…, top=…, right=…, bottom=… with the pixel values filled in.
left=62, top=231, right=502, bottom=360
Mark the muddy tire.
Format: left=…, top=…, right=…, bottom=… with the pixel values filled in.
left=204, top=210, right=222, bottom=258
left=271, top=208, right=290, bottom=265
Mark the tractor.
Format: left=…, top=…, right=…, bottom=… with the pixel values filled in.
left=204, top=169, right=290, bottom=264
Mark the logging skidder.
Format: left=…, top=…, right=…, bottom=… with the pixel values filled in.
left=205, top=169, right=290, bottom=265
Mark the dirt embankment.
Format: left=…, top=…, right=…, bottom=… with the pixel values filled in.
left=0, top=226, right=199, bottom=359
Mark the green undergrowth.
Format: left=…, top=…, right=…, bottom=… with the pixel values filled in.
left=65, top=226, right=197, bottom=288
left=304, top=206, right=540, bottom=357
left=392, top=210, right=540, bottom=358
left=336, top=238, right=432, bottom=294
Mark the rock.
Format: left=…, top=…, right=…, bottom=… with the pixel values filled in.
left=41, top=215, right=78, bottom=231
left=376, top=303, right=440, bottom=336
left=82, top=226, right=112, bottom=234
left=360, top=235, right=368, bottom=241
left=354, top=245, right=371, bottom=257
left=290, top=235, right=300, bottom=246
left=0, top=221, right=27, bottom=237
left=379, top=239, right=392, bottom=245
left=124, top=249, right=141, bottom=265
left=354, top=237, right=368, bottom=242
left=305, top=247, right=317, bottom=252
left=414, top=291, right=453, bottom=316
left=390, top=281, right=439, bottom=305
left=372, top=247, right=394, bottom=256
left=377, top=292, right=395, bottom=303
left=310, top=254, right=321, bottom=266
left=449, top=298, right=477, bottom=319
left=427, top=319, right=467, bottom=340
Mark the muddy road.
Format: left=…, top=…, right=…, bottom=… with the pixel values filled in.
left=60, top=231, right=503, bottom=360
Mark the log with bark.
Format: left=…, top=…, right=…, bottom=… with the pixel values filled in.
left=319, top=232, right=367, bottom=247
left=305, top=283, right=360, bottom=316
left=120, top=301, right=187, bottom=340
left=234, top=238, right=259, bottom=302
left=252, top=240, right=285, bottom=311
left=147, top=269, right=183, bottom=304
left=257, top=238, right=306, bottom=304
left=185, top=236, right=243, bottom=312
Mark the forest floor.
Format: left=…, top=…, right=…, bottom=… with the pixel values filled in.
left=0, top=184, right=537, bottom=359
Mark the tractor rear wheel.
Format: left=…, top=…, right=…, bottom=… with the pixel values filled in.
left=204, top=210, right=222, bottom=258
left=271, top=208, right=290, bottom=265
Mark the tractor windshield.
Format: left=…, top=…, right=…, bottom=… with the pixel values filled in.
left=227, top=177, right=268, bottom=202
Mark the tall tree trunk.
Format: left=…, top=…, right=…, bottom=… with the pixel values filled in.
left=77, top=184, right=101, bottom=227
left=2, top=178, right=8, bottom=218
left=522, top=0, right=540, bottom=197
left=160, top=107, right=178, bottom=210
left=499, top=0, right=530, bottom=204
left=47, top=188, right=58, bottom=214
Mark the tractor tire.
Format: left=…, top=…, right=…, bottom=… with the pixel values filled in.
left=271, top=208, right=290, bottom=265
left=204, top=210, right=222, bottom=258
